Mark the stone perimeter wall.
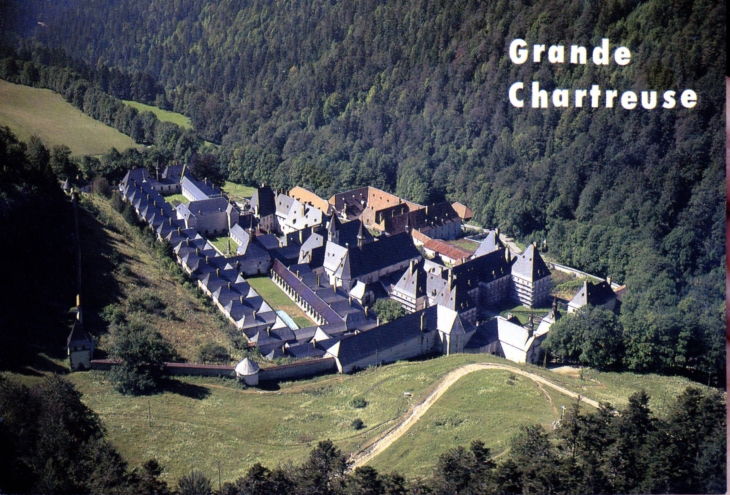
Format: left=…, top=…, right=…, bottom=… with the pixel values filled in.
left=89, top=357, right=337, bottom=383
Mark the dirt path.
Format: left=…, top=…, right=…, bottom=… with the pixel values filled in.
left=535, top=381, right=558, bottom=415
left=349, top=362, right=601, bottom=468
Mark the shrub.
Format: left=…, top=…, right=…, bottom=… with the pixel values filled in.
left=197, top=343, right=229, bottom=364
left=177, top=470, right=212, bottom=495
left=351, top=418, right=365, bottom=430
left=350, top=397, right=367, bottom=409
left=372, top=299, right=406, bottom=323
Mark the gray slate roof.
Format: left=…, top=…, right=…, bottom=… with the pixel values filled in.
left=334, top=306, right=441, bottom=368
left=511, top=244, right=550, bottom=282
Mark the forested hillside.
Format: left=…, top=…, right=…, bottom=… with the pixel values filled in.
left=0, top=0, right=725, bottom=380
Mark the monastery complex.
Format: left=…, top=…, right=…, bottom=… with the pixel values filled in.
left=67, top=166, right=624, bottom=381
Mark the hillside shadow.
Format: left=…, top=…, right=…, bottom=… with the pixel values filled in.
left=77, top=205, right=125, bottom=335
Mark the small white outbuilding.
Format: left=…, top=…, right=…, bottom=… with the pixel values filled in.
left=234, top=357, right=260, bottom=386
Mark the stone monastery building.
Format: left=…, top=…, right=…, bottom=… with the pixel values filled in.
left=68, top=167, right=621, bottom=374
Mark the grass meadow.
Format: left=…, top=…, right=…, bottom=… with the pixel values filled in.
left=4, top=347, right=710, bottom=485
left=0, top=80, right=138, bottom=155
left=122, top=100, right=193, bottom=129
left=369, top=369, right=574, bottom=478
left=30, top=353, right=706, bottom=485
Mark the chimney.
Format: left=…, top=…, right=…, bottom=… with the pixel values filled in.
left=240, top=295, right=244, bottom=304
left=377, top=316, right=380, bottom=326
left=296, top=269, right=300, bottom=279
left=348, top=295, right=352, bottom=305
left=196, top=248, right=200, bottom=256
left=266, top=327, right=270, bottom=336
left=253, top=310, right=257, bottom=319
left=420, top=312, right=425, bottom=331
left=505, top=248, right=511, bottom=263
left=186, top=238, right=190, bottom=246
left=317, top=274, right=321, bottom=287
left=312, top=339, right=316, bottom=348
left=177, top=227, right=181, bottom=235
left=206, top=256, right=210, bottom=264
left=216, top=268, right=220, bottom=277
left=606, top=275, right=612, bottom=285
left=169, top=218, right=172, bottom=226
left=365, top=306, right=369, bottom=317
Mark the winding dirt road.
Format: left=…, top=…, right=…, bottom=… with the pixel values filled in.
left=350, top=362, right=600, bottom=468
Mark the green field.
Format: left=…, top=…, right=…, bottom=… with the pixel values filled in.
left=247, top=276, right=313, bottom=328
left=222, top=181, right=257, bottom=200
left=123, top=100, right=193, bottom=129
left=0, top=80, right=139, bottom=155
left=163, top=193, right=189, bottom=206
left=29, top=353, right=703, bottom=484
left=369, top=370, right=574, bottom=477
left=4, top=351, right=710, bottom=485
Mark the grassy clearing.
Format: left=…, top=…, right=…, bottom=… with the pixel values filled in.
left=447, top=238, right=479, bottom=253
left=499, top=305, right=552, bottom=324
left=222, top=181, right=257, bottom=200
left=551, top=271, right=589, bottom=300
left=246, top=276, right=314, bottom=328
left=0, top=80, right=138, bottom=155
left=369, top=370, right=573, bottom=477
left=162, top=193, right=188, bottom=206
left=39, top=353, right=708, bottom=484
left=208, top=234, right=235, bottom=256
left=79, top=194, right=235, bottom=362
left=122, top=100, right=192, bottom=129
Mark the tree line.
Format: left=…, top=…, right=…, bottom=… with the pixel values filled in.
left=1, top=373, right=724, bottom=494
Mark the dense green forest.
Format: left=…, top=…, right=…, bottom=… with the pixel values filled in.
left=1, top=373, right=725, bottom=494
left=1, top=0, right=724, bottom=382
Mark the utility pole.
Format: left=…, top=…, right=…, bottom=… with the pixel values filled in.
left=217, top=460, right=222, bottom=493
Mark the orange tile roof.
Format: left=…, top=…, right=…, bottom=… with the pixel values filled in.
left=289, top=186, right=330, bottom=213
left=423, top=239, right=472, bottom=263
left=451, top=202, right=473, bottom=221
